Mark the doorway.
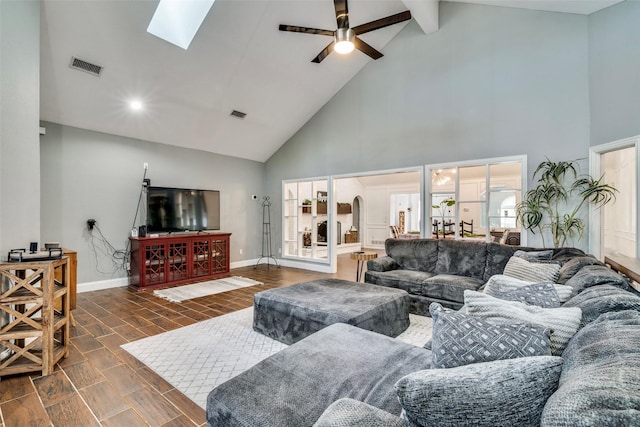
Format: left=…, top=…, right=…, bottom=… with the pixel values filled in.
left=352, top=196, right=362, bottom=242
left=590, top=136, right=639, bottom=259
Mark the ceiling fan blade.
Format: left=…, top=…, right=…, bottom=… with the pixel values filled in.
left=354, top=37, right=383, bottom=60
left=334, top=0, right=349, bottom=29
left=279, top=24, right=334, bottom=37
left=351, top=10, right=412, bottom=35
left=312, top=41, right=335, bottom=63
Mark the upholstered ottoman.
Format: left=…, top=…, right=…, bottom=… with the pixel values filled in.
left=253, top=278, right=410, bottom=344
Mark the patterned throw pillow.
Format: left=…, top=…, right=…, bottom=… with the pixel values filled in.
left=503, top=256, right=561, bottom=283
left=485, top=281, right=561, bottom=308
left=429, top=303, right=551, bottom=368
left=484, top=274, right=573, bottom=303
left=395, top=356, right=563, bottom=427
left=514, top=250, right=554, bottom=262
left=464, top=290, right=582, bottom=356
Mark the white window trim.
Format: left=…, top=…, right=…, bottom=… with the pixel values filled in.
left=425, top=155, right=528, bottom=245
left=589, top=135, right=640, bottom=260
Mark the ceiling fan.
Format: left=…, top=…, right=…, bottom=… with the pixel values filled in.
left=279, top=0, right=412, bottom=63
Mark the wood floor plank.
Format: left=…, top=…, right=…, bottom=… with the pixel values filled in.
left=1, top=393, right=51, bottom=427
left=102, top=364, right=146, bottom=394
left=83, top=321, right=114, bottom=339
left=101, top=408, right=147, bottom=427
left=84, top=348, right=122, bottom=371
left=0, top=374, right=35, bottom=403
left=45, top=394, right=100, bottom=427
left=79, top=380, right=130, bottom=421
left=163, top=388, right=206, bottom=424
left=123, top=386, right=182, bottom=425
left=62, top=360, right=105, bottom=390
left=160, top=414, right=198, bottom=427
left=72, top=334, right=104, bottom=353
left=137, top=366, right=174, bottom=394
left=32, top=370, right=76, bottom=407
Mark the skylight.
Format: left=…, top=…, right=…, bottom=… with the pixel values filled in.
left=147, top=0, right=215, bottom=50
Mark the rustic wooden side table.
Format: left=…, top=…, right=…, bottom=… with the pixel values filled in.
left=350, top=251, right=378, bottom=282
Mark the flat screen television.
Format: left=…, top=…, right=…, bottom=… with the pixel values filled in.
left=147, top=186, right=220, bottom=232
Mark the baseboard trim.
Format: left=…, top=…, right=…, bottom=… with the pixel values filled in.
left=277, top=258, right=335, bottom=273
left=230, top=259, right=260, bottom=269
left=77, top=277, right=128, bottom=293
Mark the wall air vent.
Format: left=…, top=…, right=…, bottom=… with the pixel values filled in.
left=69, top=57, right=103, bottom=76
left=230, top=110, right=247, bottom=119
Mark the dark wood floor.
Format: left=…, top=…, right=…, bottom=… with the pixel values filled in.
left=0, top=252, right=378, bottom=427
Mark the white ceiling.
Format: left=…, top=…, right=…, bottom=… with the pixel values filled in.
left=39, top=0, right=623, bottom=163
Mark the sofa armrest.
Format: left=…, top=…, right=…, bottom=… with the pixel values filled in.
left=367, top=256, right=397, bottom=272
left=313, top=398, right=406, bottom=427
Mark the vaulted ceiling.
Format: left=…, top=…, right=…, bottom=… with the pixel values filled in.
left=39, top=0, right=622, bottom=163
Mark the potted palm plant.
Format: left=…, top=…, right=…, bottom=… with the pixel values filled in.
left=432, top=198, right=456, bottom=237
left=516, top=159, right=617, bottom=248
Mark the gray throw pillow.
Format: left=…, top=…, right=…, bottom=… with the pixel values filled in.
left=429, top=303, right=551, bottom=368
left=514, top=249, right=554, bottom=262
left=464, top=290, right=582, bottom=356
left=395, top=356, right=563, bottom=427
left=484, top=274, right=573, bottom=303
left=503, top=256, right=561, bottom=283
left=485, top=281, right=561, bottom=308
left=313, top=398, right=406, bottom=427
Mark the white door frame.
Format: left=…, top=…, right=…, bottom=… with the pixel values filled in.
left=589, top=135, right=640, bottom=259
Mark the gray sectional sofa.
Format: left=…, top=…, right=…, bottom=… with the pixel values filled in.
left=206, top=240, right=640, bottom=426
left=365, top=238, right=589, bottom=315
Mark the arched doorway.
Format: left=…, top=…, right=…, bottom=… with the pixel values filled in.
left=352, top=196, right=362, bottom=242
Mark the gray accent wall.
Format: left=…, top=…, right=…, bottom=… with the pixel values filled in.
left=40, top=122, right=265, bottom=284
left=588, top=0, right=640, bottom=146
left=1, top=0, right=41, bottom=254
left=266, top=2, right=590, bottom=250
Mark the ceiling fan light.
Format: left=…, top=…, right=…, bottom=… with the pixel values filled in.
left=334, top=28, right=355, bottom=54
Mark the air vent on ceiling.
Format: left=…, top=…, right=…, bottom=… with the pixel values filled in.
left=230, top=110, right=247, bottom=119
left=69, top=56, right=103, bottom=76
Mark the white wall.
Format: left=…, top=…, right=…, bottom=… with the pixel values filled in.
left=589, top=0, right=640, bottom=146
left=40, top=122, right=265, bottom=284
left=0, top=0, right=41, bottom=254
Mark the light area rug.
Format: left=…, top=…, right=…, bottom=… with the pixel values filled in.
left=153, top=276, right=262, bottom=302
left=121, top=308, right=432, bottom=409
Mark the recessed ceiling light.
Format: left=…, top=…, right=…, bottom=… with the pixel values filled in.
left=147, top=0, right=216, bottom=50
left=129, top=100, right=143, bottom=111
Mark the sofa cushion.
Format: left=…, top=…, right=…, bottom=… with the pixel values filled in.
left=484, top=274, right=573, bottom=303
left=564, top=265, right=632, bottom=295
left=365, top=270, right=435, bottom=295
left=386, top=238, right=439, bottom=272
left=483, top=242, right=519, bottom=281
left=395, top=356, right=563, bottom=427
left=464, top=290, right=582, bottom=356
left=422, top=274, right=484, bottom=303
left=486, top=282, right=561, bottom=308
left=503, top=256, right=561, bottom=283
left=313, top=398, right=406, bottom=427
left=540, top=310, right=640, bottom=426
left=556, top=256, right=605, bottom=284
left=366, top=255, right=397, bottom=273
left=435, top=239, right=488, bottom=280
left=429, top=303, right=551, bottom=368
left=514, top=249, right=554, bottom=262
left=206, top=323, right=432, bottom=427
left=550, top=247, right=587, bottom=265
left=562, top=284, right=640, bottom=328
